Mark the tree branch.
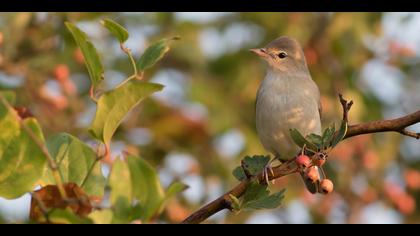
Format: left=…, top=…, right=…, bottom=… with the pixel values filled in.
left=344, top=110, right=420, bottom=139
left=182, top=159, right=298, bottom=224
left=181, top=95, right=420, bottom=224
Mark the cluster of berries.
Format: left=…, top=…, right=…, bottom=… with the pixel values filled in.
left=296, top=152, right=333, bottom=194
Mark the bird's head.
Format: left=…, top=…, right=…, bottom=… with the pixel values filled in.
left=250, top=36, right=308, bottom=73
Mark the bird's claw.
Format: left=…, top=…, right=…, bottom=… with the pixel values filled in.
left=262, top=164, right=275, bottom=185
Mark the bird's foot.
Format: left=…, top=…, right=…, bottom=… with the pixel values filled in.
left=262, top=164, right=275, bottom=185
left=262, top=156, right=283, bottom=185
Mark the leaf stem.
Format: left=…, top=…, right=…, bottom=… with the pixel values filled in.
left=0, top=94, right=68, bottom=199
left=121, top=44, right=138, bottom=78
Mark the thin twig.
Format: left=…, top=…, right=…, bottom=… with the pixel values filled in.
left=398, top=129, right=420, bottom=139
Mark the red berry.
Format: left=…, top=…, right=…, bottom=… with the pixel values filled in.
left=320, top=179, right=334, bottom=194
left=313, top=153, right=326, bottom=166
left=305, top=166, right=319, bottom=183
left=296, top=154, right=311, bottom=168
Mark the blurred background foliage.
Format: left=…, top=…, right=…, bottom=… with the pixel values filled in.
left=0, top=12, right=420, bottom=224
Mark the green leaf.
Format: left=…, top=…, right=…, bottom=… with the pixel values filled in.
left=89, top=80, right=163, bottom=144
left=241, top=155, right=270, bottom=176
left=65, top=22, right=104, bottom=89
left=306, top=133, right=323, bottom=149
left=101, top=19, right=129, bottom=44
left=42, top=133, right=105, bottom=197
left=331, top=121, right=348, bottom=148
left=89, top=209, right=113, bottom=224
left=243, top=190, right=285, bottom=210
left=156, top=181, right=188, bottom=216
left=0, top=116, right=47, bottom=199
left=127, top=155, right=165, bottom=221
left=164, top=182, right=188, bottom=201
left=242, top=181, right=285, bottom=210
left=48, top=209, right=93, bottom=224
left=107, top=159, right=135, bottom=223
left=137, top=37, right=179, bottom=71
left=289, top=128, right=318, bottom=151
left=111, top=196, right=133, bottom=223
left=107, top=156, right=184, bottom=223
left=109, top=158, right=132, bottom=205
left=321, top=124, right=335, bottom=149
left=232, top=166, right=246, bottom=181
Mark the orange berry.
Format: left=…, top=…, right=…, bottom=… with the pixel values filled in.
left=313, top=153, right=326, bottom=166
left=305, top=166, right=319, bottom=183
left=320, top=179, right=334, bottom=194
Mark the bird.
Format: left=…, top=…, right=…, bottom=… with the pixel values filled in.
left=250, top=36, right=322, bottom=193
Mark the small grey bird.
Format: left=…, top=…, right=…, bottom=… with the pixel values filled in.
left=250, top=36, right=322, bottom=193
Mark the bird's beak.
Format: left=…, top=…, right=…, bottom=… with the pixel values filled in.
left=249, top=48, right=268, bottom=58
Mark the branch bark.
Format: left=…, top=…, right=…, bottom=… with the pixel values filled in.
left=181, top=96, right=420, bottom=224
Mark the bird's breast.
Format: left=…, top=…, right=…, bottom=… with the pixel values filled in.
left=256, top=72, right=321, bottom=157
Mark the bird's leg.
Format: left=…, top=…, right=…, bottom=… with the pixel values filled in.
left=262, top=155, right=285, bottom=185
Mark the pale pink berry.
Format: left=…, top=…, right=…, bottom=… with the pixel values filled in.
left=305, top=166, right=319, bottom=183
left=320, top=179, right=334, bottom=194
left=296, top=155, right=311, bottom=168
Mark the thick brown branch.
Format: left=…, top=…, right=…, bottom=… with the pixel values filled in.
left=182, top=97, right=420, bottom=224
left=344, top=110, right=420, bottom=139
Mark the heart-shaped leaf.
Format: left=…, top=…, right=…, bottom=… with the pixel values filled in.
left=65, top=22, right=104, bottom=89
left=137, top=37, right=179, bottom=72
left=42, top=133, right=105, bottom=197
left=89, top=80, right=163, bottom=144
left=101, top=19, right=129, bottom=44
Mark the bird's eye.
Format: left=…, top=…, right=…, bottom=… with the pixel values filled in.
left=278, top=52, right=287, bottom=59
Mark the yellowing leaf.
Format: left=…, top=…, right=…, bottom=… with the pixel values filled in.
left=0, top=114, right=47, bottom=199
left=43, top=133, right=105, bottom=197
left=89, top=80, right=163, bottom=144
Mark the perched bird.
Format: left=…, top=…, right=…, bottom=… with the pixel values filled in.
left=250, top=36, right=322, bottom=193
